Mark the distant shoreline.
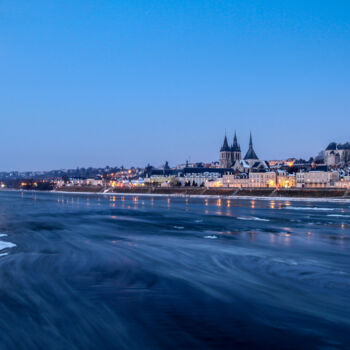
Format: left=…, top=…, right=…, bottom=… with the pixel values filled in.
left=2, top=187, right=350, bottom=202
left=53, top=191, right=350, bottom=203
left=55, top=186, right=350, bottom=198
left=52, top=187, right=350, bottom=203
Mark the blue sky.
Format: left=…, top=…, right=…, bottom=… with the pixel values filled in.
left=0, top=0, right=349, bottom=171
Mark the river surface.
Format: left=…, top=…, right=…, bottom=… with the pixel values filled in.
left=0, top=191, right=350, bottom=349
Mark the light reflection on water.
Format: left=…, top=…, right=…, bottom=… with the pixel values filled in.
left=0, top=191, right=349, bottom=349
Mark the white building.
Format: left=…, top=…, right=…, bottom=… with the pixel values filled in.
left=223, top=172, right=276, bottom=188
left=325, top=142, right=350, bottom=166
left=296, top=171, right=339, bottom=188
left=334, top=176, right=350, bottom=189
left=179, top=169, right=223, bottom=186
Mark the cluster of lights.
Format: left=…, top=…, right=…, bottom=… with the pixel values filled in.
left=110, top=181, right=123, bottom=188
left=20, top=182, right=38, bottom=187
left=110, top=181, right=145, bottom=188
left=107, top=169, right=133, bottom=178
left=280, top=180, right=291, bottom=188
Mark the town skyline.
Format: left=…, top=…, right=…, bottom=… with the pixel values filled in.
left=0, top=134, right=345, bottom=173
left=0, top=133, right=342, bottom=174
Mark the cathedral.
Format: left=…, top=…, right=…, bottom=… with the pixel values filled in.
left=219, top=132, right=260, bottom=169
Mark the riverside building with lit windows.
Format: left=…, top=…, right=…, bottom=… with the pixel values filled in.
left=296, top=170, right=339, bottom=188
left=221, top=171, right=295, bottom=188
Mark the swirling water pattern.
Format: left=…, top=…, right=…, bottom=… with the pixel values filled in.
left=0, top=191, right=349, bottom=349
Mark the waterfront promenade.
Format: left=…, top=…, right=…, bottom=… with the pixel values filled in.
left=54, top=186, right=350, bottom=199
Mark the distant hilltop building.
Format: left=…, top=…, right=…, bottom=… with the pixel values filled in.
left=219, top=132, right=262, bottom=169
left=325, top=142, right=350, bottom=166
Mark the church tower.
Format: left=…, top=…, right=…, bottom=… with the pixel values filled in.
left=231, top=131, right=241, bottom=161
left=244, top=132, right=259, bottom=167
left=219, top=135, right=233, bottom=168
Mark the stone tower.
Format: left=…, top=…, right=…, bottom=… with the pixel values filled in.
left=231, top=131, right=242, bottom=162
left=219, top=135, right=233, bottom=168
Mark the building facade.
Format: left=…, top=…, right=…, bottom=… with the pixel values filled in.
left=219, top=132, right=242, bottom=168
left=334, top=176, right=350, bottom=189
left=325, top=142, right=350, bottom=166
left=296, top=171, right=340, bottom=188
left=219, top=132, right=260, bottom=169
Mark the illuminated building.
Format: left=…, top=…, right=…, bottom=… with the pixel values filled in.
left=296, top=170, right=339, bottom=188
left=334, top=176, right=350, bottom=189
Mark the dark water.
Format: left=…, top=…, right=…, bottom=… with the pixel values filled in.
left=0, top=191, right=350, bottom=350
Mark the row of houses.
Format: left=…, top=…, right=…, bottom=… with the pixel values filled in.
left=213, top=169, right=350, bottom=189
left=55, top=175, right=147, bottom=188
left=52, top=161, right=350, bottom=190
left=220, top=171, right=295, bottom=188
left=56, top=177, right=104, bottom=187
left=143, top=167, right=227, bottom=187
left=144, top=165, right=350, bottom=189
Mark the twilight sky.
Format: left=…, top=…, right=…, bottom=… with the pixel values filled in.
left=0, top=0, right=349, bottom=171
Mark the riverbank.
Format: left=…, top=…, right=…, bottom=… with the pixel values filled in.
left=53, top=186, right=350, bottom=199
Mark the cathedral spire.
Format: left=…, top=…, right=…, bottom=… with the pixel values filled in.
left=244, top=132, right=258, bottom=160
left=231, top=131, right=241, bottom=152
left=220, top=135, right=230, bottom=152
